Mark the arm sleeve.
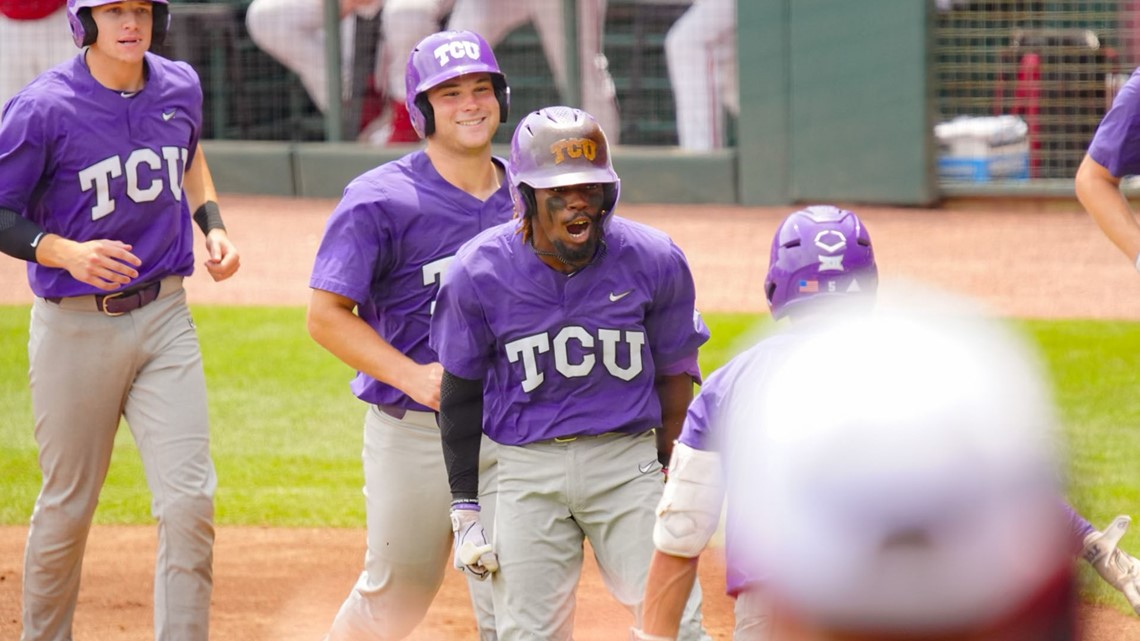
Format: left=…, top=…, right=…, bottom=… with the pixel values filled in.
left=439, top=370, right=484, bottom=502
left=0, top=207, right=46, bottom=262
left=1088, top=69, right=1140, bottom=177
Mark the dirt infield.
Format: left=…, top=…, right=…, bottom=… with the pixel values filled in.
left=2, top=194, right=1140, bottom=640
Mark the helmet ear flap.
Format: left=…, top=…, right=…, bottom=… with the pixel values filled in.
left=78, top=8, right=97, bottom=47
left=151, top=3, right=170, bottom=48
left=493, top=77, right=510, bottom=124
left=414, top=93, right=436, bottom=137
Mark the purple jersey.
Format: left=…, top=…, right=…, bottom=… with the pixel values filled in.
left=0, top=52, right=202, bottom=298
left=309, top=150, right=512, bottom=409
left=678, top=328, right=807, bottom=595
left=430, top=216, right=710, bottom=445
left=1088, top=67, right=1140, bottom=177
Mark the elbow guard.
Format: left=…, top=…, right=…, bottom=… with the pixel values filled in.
left=653, top=441, right=725, bottom=558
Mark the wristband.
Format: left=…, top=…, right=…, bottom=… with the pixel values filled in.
left=192, top=201, right=226, bottom=234
left=450, top=500, right=480, bottom=511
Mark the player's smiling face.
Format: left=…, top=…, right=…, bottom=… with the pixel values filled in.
left=426, top=72, right=499, bottom=150
left=90, top=1, right=153, bottom=62
left=531, top=183, right=606, bottom=270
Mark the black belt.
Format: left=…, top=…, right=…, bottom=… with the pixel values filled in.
left=47, top=280, right=163, bottom=316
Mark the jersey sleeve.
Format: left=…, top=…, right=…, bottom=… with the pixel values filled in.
left=430, top=257, right=495, bottom=379
left=646, top=240, right=711, bottom=380
left=1088, top=68, right=1140, bottom=177
left=0, top=93, right=50, bottom=214
left=309, top=180, right=393, bottom=304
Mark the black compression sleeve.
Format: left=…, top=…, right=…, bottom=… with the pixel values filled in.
left=439, top=370, right=484, bottom=503
left=0, top=208, right=46, bottom=262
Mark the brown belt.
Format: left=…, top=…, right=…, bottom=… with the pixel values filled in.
left=45, top=276, right=179, bottom=316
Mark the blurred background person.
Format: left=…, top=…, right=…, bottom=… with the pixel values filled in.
left=359, top=0, right=450, bottom=145
left=0, top=0, right=72, bottom=112
left=665, top=0, right=737, bottom=151
left=245, top=0, right=383, bottom=127
left=447, top=0, right=620, bottom=142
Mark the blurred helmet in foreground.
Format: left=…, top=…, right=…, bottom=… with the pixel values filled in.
left=729, top=289, right=1073, bottom=637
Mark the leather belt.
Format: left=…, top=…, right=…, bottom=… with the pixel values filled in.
left=45, top=276, right=178, bottom=316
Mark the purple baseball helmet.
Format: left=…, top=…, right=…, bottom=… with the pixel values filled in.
left=508, top=106, right=620, bottom=222
left=68, top=0, right=170, bottom=49
left=405, top=30, right=509, bottom=138
left=764, top=205, right=878, bottom=320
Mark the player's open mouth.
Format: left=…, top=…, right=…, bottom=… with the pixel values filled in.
left=566, top=219, right=590, bottom=239
left=457, top=117, right=486, bottom=127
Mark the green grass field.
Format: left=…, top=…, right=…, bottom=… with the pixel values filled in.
left=1, top=306, right=1138, bottom=611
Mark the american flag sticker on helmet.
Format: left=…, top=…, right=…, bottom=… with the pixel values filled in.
left=798, top=280, right=819, bottom=293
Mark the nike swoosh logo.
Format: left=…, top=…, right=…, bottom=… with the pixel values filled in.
left=162, top=110, right=176, bottom=121
left=609, top=290, right=632, bottom=302
left=638, top=461, right=659, bottom=474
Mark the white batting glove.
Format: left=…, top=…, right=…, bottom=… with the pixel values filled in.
left=450, top=502, right=498, bottom=580
left=1082, top=515, right=1140, bottom=615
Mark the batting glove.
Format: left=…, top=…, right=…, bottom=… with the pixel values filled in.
left=1082, top=515, right=1140, bottom=615
left=450, top=502, right=498, bottom=580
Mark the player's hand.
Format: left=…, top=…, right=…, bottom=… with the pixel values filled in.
left=203, top=229, right=240, bottom=282
left=450, top=503, right=498, bottom=580
left=406, top=362, right=444, bottom=410
left=38, top=236, right=140, bottom=290
left=1082, top=515, right=1140, bottom=614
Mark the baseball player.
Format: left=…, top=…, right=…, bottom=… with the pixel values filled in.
left=307, top=29, right=511, bottom=640
left=1077, top=67, right=1140, bottom=270
left=0, top=1, right=240, bottom=640
left=664, top=0, right=737, bottom=151
left=447, top=0, right=621, bottom=142
left=0, top=1, right=73, bottom=111
left=245, top=0, right=383, bottom=115
left=636, top=207, right=1140, bottom=640
left=430, top=106, right=710, bottom=640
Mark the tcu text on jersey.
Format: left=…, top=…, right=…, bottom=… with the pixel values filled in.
left=433, top=40, right=481, bottom=66
left=78, top=146, right=190, bottom=220
left=506, top=326, right=647, bottom=392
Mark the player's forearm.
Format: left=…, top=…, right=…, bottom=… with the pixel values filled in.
left=655, top=373, right=695, bottom=464
left=640, top=550, right=700, bottom=637
left=438, top=370, right=484, bottom=502
left=306, top=293, right=422, bottom=387
left=1075, top=154, right=1140, bottom=264
left=182, top=144, right=218, bottom=215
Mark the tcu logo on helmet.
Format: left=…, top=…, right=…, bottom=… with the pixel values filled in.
left=78, top=146, right=189, bottom=220
left=506, top=326, right=646, bottom=393
left=550, top=138, right=598, bottom=164
left=433, top=40, right=481, bottom=66
left=814, top=230, right=847, bottom=272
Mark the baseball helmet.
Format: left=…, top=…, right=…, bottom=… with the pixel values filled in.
left=405, top=30, right=509, bottom=138
left=509, top=106, right=620, bottom=223
left=764, top=205, right=877, bottom=320
left=67, top=0, right=170, bottom=49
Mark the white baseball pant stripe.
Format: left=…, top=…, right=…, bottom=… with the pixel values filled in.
left=24, top=282, right=215, bottom=641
